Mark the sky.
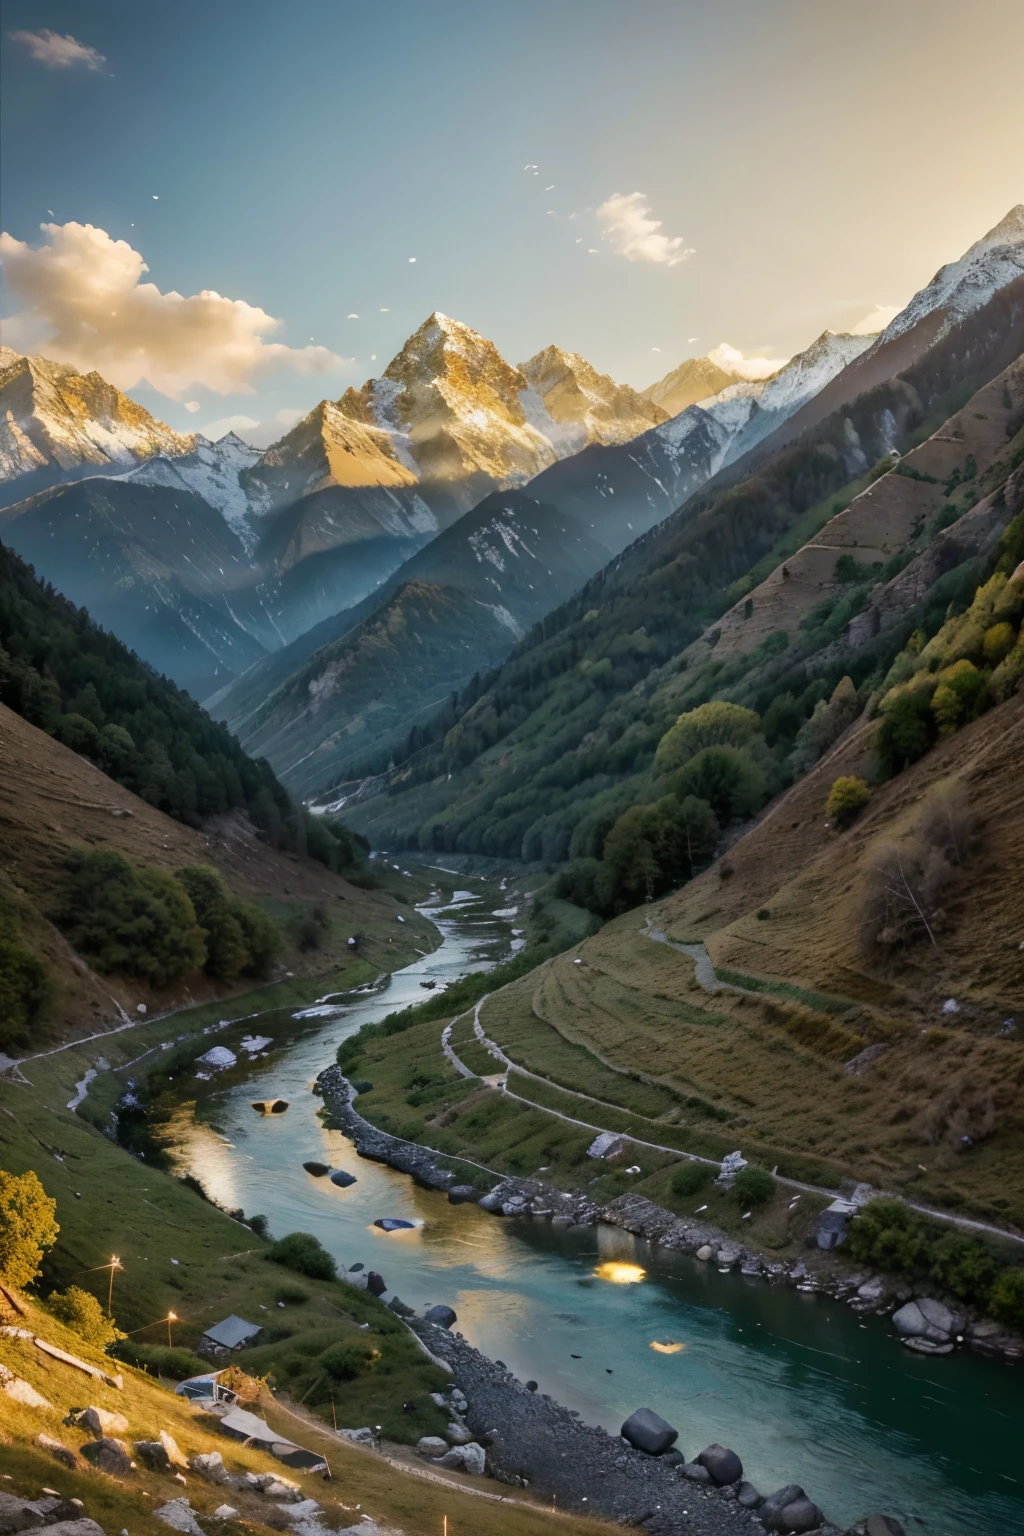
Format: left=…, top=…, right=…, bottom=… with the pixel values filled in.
left=2, top=0, right=1022, bottom=445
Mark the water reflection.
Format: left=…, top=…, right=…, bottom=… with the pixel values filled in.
left=161, top=888, right=1024, bottom=1536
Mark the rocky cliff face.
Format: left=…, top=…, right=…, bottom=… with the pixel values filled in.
left=642, top=354, right=742, bottom=416
left=0, top=347, right=195, bottom=502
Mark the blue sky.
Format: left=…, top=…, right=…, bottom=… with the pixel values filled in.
left=2, top=0, right=1022, bottom=443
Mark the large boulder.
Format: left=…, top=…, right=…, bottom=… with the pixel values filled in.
left=445, top=1423, right=474, bottom=1446
left=330, top=1169, right=357, bottom=1188
left=659, top=1449, right=686, bottom=1468
left=437, top=1442, right=486, bottom=1475
left=760, top=1486, right=808, bottom=1530
left=188, top=1450, right=228, bottom=1483
left=916, top=1297, right=955, bottom=1334
left=478, top=1192, right=504, bottom=1213
left=0, top=1493, right=44, bottom=1534
left=697, top=1442, right=743, bottom=1485
left=366, top=1271, right=387, bottom=1296
left=448, top=1186, right=477, bottom=1204
left=31, top=1502, right=81, bottom=1527
left=35, top=1435, right=78, bottom=1471
left=620, top=1407, right=679, bottom=1456
left=423, top=1304, right=457, bottom=1329
left=79, top=1438, right=133, bottom=1477
left=416, top=1437, right=449, bottom=1459
left=134, top=1441, right=172, bottom=1472
left=737, top=1482, right=763, bottom=1509
left=890, top=1302, right=928, bottom=1337
left=678, top=1463, right=712, bottom=1484
left=302, top=1161, right=330, bottom=1176
left=78, top=1405, right=130, bottom=1438
left=153, top=1500, right=204, bottom=1536
left=33, top=1525, right=104, bottom=1536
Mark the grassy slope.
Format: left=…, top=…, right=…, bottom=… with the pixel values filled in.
left=341, top=690, right=1024, bottom=1237
left=0, top=1296, right=619, bottom=1536
left=0, top=699, right=439, bottom=1047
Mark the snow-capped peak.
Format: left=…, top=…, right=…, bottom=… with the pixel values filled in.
left=876, top=204, right=1024, bottom=345
left=118, top=431, right=262, bottom=540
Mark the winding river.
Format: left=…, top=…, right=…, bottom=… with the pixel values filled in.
left=162, top=890, right=1023, bottom=1535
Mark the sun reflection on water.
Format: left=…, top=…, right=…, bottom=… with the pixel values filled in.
left=594, top=1261, right=646, bottom=1284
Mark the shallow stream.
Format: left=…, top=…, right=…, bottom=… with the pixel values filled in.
left=163, top=888, right=1024, bottom=1535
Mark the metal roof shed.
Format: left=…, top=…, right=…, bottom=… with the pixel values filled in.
left=200, top=1314, right=263, bottom=1350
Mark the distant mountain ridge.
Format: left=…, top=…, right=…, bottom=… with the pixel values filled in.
left=642, top=354, right=742, bottom=416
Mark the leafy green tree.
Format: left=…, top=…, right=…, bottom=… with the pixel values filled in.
left=320, top=1339, right=376, bottom=1380
left=175, top=865, right=278, bottom=979
left=845, top=1199, right=929, bottom=1276
left=55, top=712, right=100, bottom=756
left=876, top=692, right=935, bottom=776
left=56, top=851, right=206, bottom=986
left=983, top=622, right=1016, bottom=666
left=929, top=1233, right=999, bottom=1303
left=826, top=776, right=870, bottom=827
left=47, top=1285, right=124, bottom=1347
left=674, top=746, right=766, bottom=822
left=654, top=702, right=761, bottom=775
left=0, top=1169, right=59, bottom=1289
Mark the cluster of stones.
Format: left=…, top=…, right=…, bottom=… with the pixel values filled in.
left=316, top=1067, right=1023, bottom=1364
left=413, top=1383, right=487, bottom=1475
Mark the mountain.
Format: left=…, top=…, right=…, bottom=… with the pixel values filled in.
left=341, top=219, right=1024, bottom=855
left=120, top=430, right=262, bottom=539
left=642, top=354, right=742, bottom=416
left=0, top=477, right=265, bottom=698
left=218, top=490, right=609, bottom=793
left=0, top=346, right=195, bottom=503
left=518, top=344, right=667, bottom=452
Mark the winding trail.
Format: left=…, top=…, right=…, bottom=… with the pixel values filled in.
left=448, top=993, right=1024, bottom=1249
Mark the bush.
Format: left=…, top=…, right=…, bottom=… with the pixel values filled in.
left=56, top=850, right=206, bottom=986
left=732, top=1166, right=775, bottom=1209
left=827, top=776, right=870, bottom=827
left=247, top=1214, right=271, bottom=1239
left=0, top=1169, right=59, bottom=1289
left=671, top=1162, right=714, bottom=1198
left=674, top=746, right=766, bottom=823
left=274, top=1284, right=309, bottom=1305
left=46, top=1285, right=124, bottom=1347
left=989, top=1269, right=1024, bottom=1330
left=654, top=702, right=761, bottom=775
left=0, top=897, right=52, bottom=1049
left=876, top=692, right=935, bottom=776
left=110, top=1341, right=208, bottom=1379
left=846, top=1199, right=929, bottom=1274
left=320, top=1339, right=377, bottom=1381
left=266, top=1231, right=337, bottom=1281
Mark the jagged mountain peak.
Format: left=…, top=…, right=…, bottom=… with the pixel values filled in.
left=519, top=343, right=667, bottom=450
left=876, top=203, right=1024, bottom=347
left=642, top=353, right=745, bottom=416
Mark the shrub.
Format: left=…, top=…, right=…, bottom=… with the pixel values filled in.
left=733, top=1166, right=775, bottom=1208
left=247, top=1214, right=271, bottom=1239
left=845, top=1199, right=929, bottom=1275
left=983, top=621, right=1016, bottom=667
left=671, top=1162, right=715, bottom=1198
left=928, top=1234, right=999, bottom=1303
left=266, top=1231, right=337, bottom=1281
left=827, top=776, right=870, bottom=827
left=0, top=1169, right=59, bottom=1289
left=110, top=1341, right=208, bottom=1380
left=176, top=865, right=279, bottom=979
left=989, top=1269, right=1024, bottom=1330
left=674, top=746, right=766, bottom=823
left=56, top=851, right=206, bottom=986
left=320, top=1339, right=377, bottom=1381
left=47, top=1285, right=124, bottom=1348
left=654, top=702, right=761, bottom=775
left=876, top=692, right=935, bottom=776
left=274, top=1284, right=309, bottom=1305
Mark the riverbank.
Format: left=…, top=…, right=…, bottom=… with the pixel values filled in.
left=315, top=1064, right=1024, bottom=1367
left=408, top=1317, right=861, bottom=1536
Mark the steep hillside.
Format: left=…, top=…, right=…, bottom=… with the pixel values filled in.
left=0, top=348, right=195, bottom=505
left=345, top=271, right=1024, bottom=858
left=222, top=493, right=609, bottom=793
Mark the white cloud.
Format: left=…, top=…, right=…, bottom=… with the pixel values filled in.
left=596, top=192, right=693, bottom=268
left=0, top=221, right=344, bottom=399
left=707, top=342, right=788, bottom=381
left=10, top=28, right=105, bottom=70
left=183, top=400, right=201, bottom=413
left=201, top=415, right=260, bottom=442
left=272, top=407, right=304, bottom=431
left=850, top=303, right=900, bottom=336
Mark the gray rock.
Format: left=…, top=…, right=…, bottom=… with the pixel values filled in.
left=79, top=1438, right=133, bottom=1477
left=429, top=1392, right=448, bottom=1408
left=776, top=1496, right=824, bottom=1532
left=620, top=1407, right=678, bottom=1456
left=386, top=1294, right=415, bottom=1317
left=478, top=1193, right=504, bottom=1213
left=329, top=1169, right=357, bottom=1188
left=153, top=1500, right=204, bottom=1536
left=341, top=1428, right=375, bottom=1446
left=423, top=1304, right=457, bottom=1329
left=35, top=1435, right=78, bottom=1471
left=761, top=1485, right=808, bottom=1531
left=78, top=1405, right=130, bottom=1438
left=679, top=1462, right=712, bottom=1484
left=189, top=1450, right=228, bottom=1483
left=31, top=1498, right=81, bottom=1525
left=659, top=1449, right=686, bottom=1468
left=416, top=1437, right=449, bottom=1459
left=448, top=1186, right=477, bottom=1203
left=901, top=1337, right=954, bottom=1355
left=891, top=1302, right=927, bottom=1338
left=31, top=1525, right=104, bottom=1536
left=446, top=1422, right=474, bottom=1446
left=366, top=1271, right=387, bottom=1296
left=716, top=1244, right=743, bottom=1269
left=697, top=1442, right=743, bottom=1485
left=282, top=1501, right=322, bottom=1523
left=437, top=1442, right=486, bottom=1476
left=737, top=1481, right=763, bottom=1509
left=450, top=1389, right=468, bottom=1413
left=302, top=1161, right=330, bottom=1177
left=134, top=1441, right=171, bottom=1472
left=916, top=1297, right=955, bottom=1334
left=0, top=1493, right=44, bottom=1534
left=213, top=1509, right=239, bottom=1522
left=856, top=1278, right=886, bottom=1303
